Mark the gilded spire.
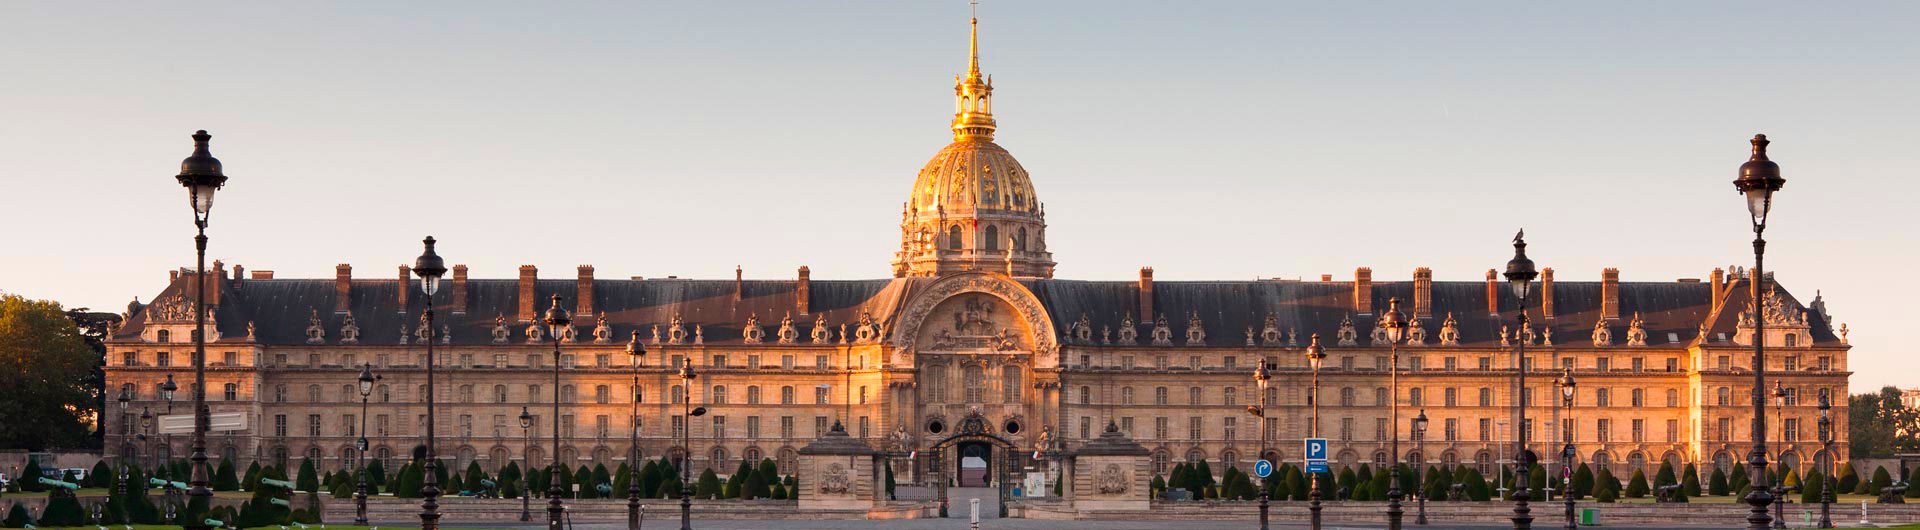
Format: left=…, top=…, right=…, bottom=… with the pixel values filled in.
left=952, top=12, right=996, bottom=141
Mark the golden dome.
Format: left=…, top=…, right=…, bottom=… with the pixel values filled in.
left=909, top=139, right=1039, bottom=215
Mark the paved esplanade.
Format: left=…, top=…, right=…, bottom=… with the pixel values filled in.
left=530, top=522, right=1728, bottom=530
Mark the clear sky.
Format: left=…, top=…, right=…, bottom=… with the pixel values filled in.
left=2, top=2, right=1914, bottom=390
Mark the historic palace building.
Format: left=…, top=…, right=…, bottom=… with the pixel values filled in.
left=103, top=16, right=1852, bottom=487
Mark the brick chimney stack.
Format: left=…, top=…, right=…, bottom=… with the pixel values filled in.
left=734, top=266, right=744, bottom=301
left=1541, top=268, right=1556, bottom=319
left=1412, top=267, right=1433, bottom=319
left=1138, top=267, right=1155, bottom=320
left=1485, top=269, right=1499, bottom=315
left=451, top=265, right=468, bottom=314
left=1353, top=267, right=1373, bottom=315
left=397, top=265, right=411, bottom=311
left=334, top=264, right=352, bottom=314
left=232, top=264, right=244, bottom=288
left=796, top=266, right=811, bottom=315
left=1602, top=268, right=1621, bottom=321
left=1710, top=268, right=1726, bottom=311
left=577, top=265, right=595, bottom=316
left=250, top=270, right=274, bottom=279
left=518, top=265, right=538, bottom=321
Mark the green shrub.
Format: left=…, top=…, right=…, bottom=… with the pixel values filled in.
left=5, top=502, right=36, bottom=527
left=1655, top=461, right=1677, bottom=490
left=1837, top=462, right=1859, bottom=494
left=1595, top=484, right=1617, bottom=503
left=1730, top=464, right=1750, bottom=495
left=296, top=457, right=320, bottom=492
left=1803, top=468, right=1825, bottom=503
left=1682, top=464, right=1702, bottom=497
left=19, top=460, right=45, bottom=492
left=745, top=467, right=772, bottom=499
left=1709, top=468, right=1729, bottom=496
left=1626, top=469, right=1650, bottom=498
left=771, top=482, right=787, bottom=500
left=696, top=468, right=722, bottom=499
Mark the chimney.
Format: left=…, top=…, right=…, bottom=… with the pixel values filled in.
left=734, top=266, right=744, bottom=301
left=796, top=266, right=812, bottom=314
left=1710, top=268, right=1726, bottom=311
left=1485, top=269, right=1499, bottom=315
left=250, top=270, right=274, bottom=279
left=1541, top=268, right=1555, bottom=319
left=1412, top=268, right=1433, bottom=319
left=397, top=265, right=411, bottom=311
left=198, top=261, right=224, bottom=306
left=170, top=270, right=180, bottom=283
left=518, top=265, right=538, bottom=321
left=1138, top=267, right=1155, bottom=320
left=1601, top=268, right=1621, bottom=321
left=334, top=264, right=353, bottom=314
left=232, top=264, right=244, bottom=288
left=1320, top=274, right=1333, bottom=282
left=1353, top=267, right=1373, bottom=315
left=450, top=265, right=468, bottom=314
left=577, top=265, right=595, bottom=316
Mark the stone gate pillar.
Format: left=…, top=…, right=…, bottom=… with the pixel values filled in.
left=1068, top=421, right=1150, bottom=512
left=797, top=420, right=880, bottom=511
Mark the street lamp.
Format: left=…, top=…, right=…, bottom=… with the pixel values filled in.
left=1380, top=297, right=1408, bottom=530
left=1305, top=333, right=1327, bottom=530
left=160, top=372, right=177, bottom=510
left=627, top=331, right=646, bottom=530
left=117, top=389, right=131, bottom=497
left=1733, top=133, right=1785, bottom=530
left=1771, top=382, right=1789, bottom=530
left=543, top=295, right=572, bottom=530
left=1557, top=370, right=1577, bottom=530
left=140, top=408, right=155, bottom=476
left=1249, top=358, right=1272, bottom=530
left=678, top=359, right=707, bottom=530
left=1504, top=229, right=1540, bottom=530
left=412, top=236, right=449, bottom=530
left=355, top=363, right=379, bottom=526
left=173, top=130, right=228, bottom=530
left=1412, top=410, right=1430, bottom=525
left=519, top=407, right=535, bottom=522
left=1817, top=395, right=1834, bottom=529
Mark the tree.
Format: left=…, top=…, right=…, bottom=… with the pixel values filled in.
left=3, top=503, right=33, bottom=528
left=1655, top=461, right=1677, bottom=490
left=1730, top=464, right=1750, bottom=495
left=0, top=295, right=100, bottom=451
left=771, top=481, right=788, bottom=500
left=591, top=463, right=612, bottom=498
left=1837, top=462, right=1859, bottom=494
left=1906, top=472, right=1920, bottom=499
left=1593, top=467, right=1617, bottom=499
left=1150, top=475, right=1166, bottom=498
left=297, top=457, right=320, bottom=492
left=1626, top=469, right=1650, bottom=497
left=242, top=461, right=262, bottom=491
left=1852, top=387, right=1920, bottom=458
left=1529, top=464, right=1547, bottom=499
left=1572, top=464, right=1593, bottom=501
left=884, top=459, right=897, bottom=500
left=1462, top=467, right=1491, bottom=501
left=1682, top=463, right=1701, bottom=497
left=1783, top=467, right=1801, bottom=490
left=1709, top=467, right=1729, bottom=496
left=236, top=465, right=293, bottom=528
left=1287, top=465, right=1309, bottom=501
left=695, top=468, right=722, bottom=499
left=1803, top=468, right=1825, bottom=504
left=18, top=459, right=45, bottom=492
left=214, top=457, right=240, bottom=491
left=1871, top=465, right=1893, bottom=494
left=745, top=467, right=772, bottom=499
left=727, top=461, right=751, bottom=499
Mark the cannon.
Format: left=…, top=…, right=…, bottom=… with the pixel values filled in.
left=37, top=477, right=79, bottom=490
left=269, top=498, right=291, bottom=507
left=258, top=478, right=297, bottom=489
left=149, top=478, right=187, bottom=490
left=1879, top=483, right=1907, bottom=504
left=1655, top=484, right=1682, bottom=503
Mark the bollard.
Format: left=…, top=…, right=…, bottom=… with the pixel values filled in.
left=970, top=498, right=980, bottom=530
left=1860, top=500, right=1869, bottom=525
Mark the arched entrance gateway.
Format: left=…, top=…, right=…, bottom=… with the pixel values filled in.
left=890, top=272, right=1060, bottom=518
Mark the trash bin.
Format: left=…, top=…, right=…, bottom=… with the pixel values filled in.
left=1580, top=508, right=1600, bottom=526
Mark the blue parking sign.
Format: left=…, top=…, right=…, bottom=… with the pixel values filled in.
left=1304, top=438, right=1329, bottom=474
left=1253, top=459, right=1273, bottom=478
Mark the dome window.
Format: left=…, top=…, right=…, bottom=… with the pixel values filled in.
left=948, top=225, right=964, bottom=250
left=984, top=225, right=999, bottom=250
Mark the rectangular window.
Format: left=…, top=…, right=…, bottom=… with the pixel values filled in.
left=712, top=415, right=726, bottom=439
left=1223, top=356, right=1236, bottom=370
left=1081, top=416, right=1092, bottom=439
left=1155, top=417, right=1169, bottom=440
left=1597, top=419, right=1610, bottom=442
left=1340, top=356, right=1354, bottom=371
left=157, top=351, right=170, bottom=367
left=1122, top=355, right=1135, bottom=369
left=782, top=355, right=795, bottom=370
left=122, top=351, right=137, bottom=366
left=1444, top=357, right=1458, bottom=371
left=1596, top=358, right=1610, bottom=372
left=494, top=354, right=509, bottom=368
left=1444, top=418, right=1458, bottom=442
left=1667, top=419, right=1680, bottom=443
left=1479, top=418, right=1491, bottom=442
left=376, top=415, right=390, bottom=437
left=672, top=416, right=686, bottom=439
left=1717, top=356, right=1731, bottom=370
left=747, top=355, right=761, bottom=369
left=225, top=351, right=239, bottom=366
left=1375, top=418, right=1388, bottom=441
left=1597, top=388, right=1610, bottom=407
left=344, top=415, right=356, bottom=437
left=1632, top=357, right=1644, bottom=372
left=815, top=386, right=830, bottom=405
left=1632, top=419, right=1645, bottom=443
left=1666, top=358, right=1679, bottom=372
left=1561, top=357, right=1574, bottom=370
left=307, top=414, right=321, bottom=436
left=1121, top=417, right=1136, bottom=437
left=815, top=356, right=828, bottom=370
left=1375, top=356, right=1388, bottom=371
left=1784, top=418, right=1799, bottom=441
left=596, top=354, right=610, bottom=368
left=780, top=416, right=794, bottom=439
left=815, top=416, right=829, bottom=438
left=274, top=414, right=288, bottom=437
left=747, top=416, right=760, bottom=439
left=1444, top=388, right=1458, bottom=407
left=1478, top=357, right=1491, bottom=371
left=596, top=415, right=609, bottom=438
left=858, top=416, right=869, bottom=438
left=1188, top=417, right=1203, bottom=440
left=1223, top=417, right=1237, bottom=440
left=1408, top=356, right=1422, bottom=371
left=1340, top=418, right=1354, bottom=442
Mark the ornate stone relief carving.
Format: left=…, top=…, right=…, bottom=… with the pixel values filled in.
left=1499, top=325, right=1510, bottom=347
left=1260, top=313, right=1283, bottom=346
left=1591, top=319, right=1611, bottom=347
left=592, top=313, right=613, bottom=344
left=1150, top=315, right=1174, bottom=346
left=855, top=311, right=879, bottom=344
left=492, top=314, right=510, bottom=344
left=667, top=314, right=688, bottom=345
left=887, top=272, right=1058, bottom=362
left=1096, top=463, right=1130, bottom=495
left=338, top=311, right=360, bottom=344
left=819, top=463, right=850, bottom=495
left=149, top=294, right=194, bottom=322
left=1438, top=313, right=1460, bottom=346
left=417, top=316, right=436, bottom=343
left=1625, top=312, right=1648, bottom=347
left=1072, top=314, right=1093, bottom=343
left=1368, top=317, right=1389, bottom=346
left=1541, top=325, right=1553, bottom=346
left=777, top=313, right=799, bottom=344
left=810, top=315, right=830, bottom=344
left=305, top=308, right=325, bottom=344
left=1183, top=313, right=1205, bottom=346
left=524, top=321, right=545, bottom=344
left=1117, top=314, right=1138, bottom=345
left=742, top=313, right=765, bottom=344
left=1406, top=318, right=1427, bottom=346
left=1336, top=315, right=1358, bottom=347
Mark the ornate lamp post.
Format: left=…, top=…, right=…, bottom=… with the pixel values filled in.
left=1305, top=334, right=1327, bottom=530
left=140, top=408, right=154, bottom=478
left=677, top=359, right=707, bottom=530
left=1249, top=359, right=1272, bottom=530
left=519, top=407, right=535, bottom=522
left=1413, top=410, right=1429, bottom=526
left=1733, top=133, right=1785, bottom=530
left=627, top=332, right=646, bottom=530
left=412, top=237, right=449, bottom=530
left=173, top=129, right=228, bottom=530
left=116, top=389, right=131, bottom=497
left=1771, top=382, right=1790, bottom=530
left=1817, top=395, right=1834, bottom=529
left=160, top=375, right=177, bottom=474
left=1504, top=230, right=1540, bottom=530
left=355, top=364, right=379, bottom=526
left=1380, top=297, right=1409, bottom=530
left=543, top=295, right=572, bottom=530
left=1557, top=371, right=1577, bottom=530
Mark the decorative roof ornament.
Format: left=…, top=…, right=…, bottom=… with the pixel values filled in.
left=1591, top=319, right=1612, bottom=347
left=1625, top=312, right=1648, bottom=346
left=1336, top=315, right=1359, bottom=347
left=838, top=323, right=849, bottom=345
left=1260, top=313, right=1283, bottom=346
left=1150, top=314, right=1174, bottom=346
left=667, top=313, right=688, bottom=345
left=855, top=311, right=880, bottom=344
left=1368, top=318, right=1390, bottom=346
left=1406, top=317, right=1428, bottom=346
left=305, top=308, right=326, bottom=344
left=742, top=313, right=765, bottom=344
left=338, top=311, right=360, bottom=344
left=810, top=314, right=830, bottom=344
left=1288, top=328, right=1299, bottom=347
left=440, top=324, right=450, bottom=344
left=1072, top=314, right=1094, bottom=343
left=1438, top=313, right=1460, bottom=346
left=244, top=320, right=255, bottom=341
left=1100, top=325, right=1112, bottom=345
left=1183, top=313, right=1206, bottom=346
left=1499, top=324, right=1511, bottom=347
left=777, top=312, right=799, bottom=344
left=694, top=325, right=705, bottom=345
left=1542, top=325, right=1552, bottom=346
left=1839, top=323, right=1849, bottom=344
left=524, top=321, right=544, bottom=344
left=1740, top=285, right=1808, bottom=328
left=1117, top=313, right=1139, bottom=345
left=592, top=313, right=613, bottom=344
left=650, top=324, right=661, bottom=345
left=492, top=314, right=510, bottom=344
left=1245, top=326, right=1256, bottom=346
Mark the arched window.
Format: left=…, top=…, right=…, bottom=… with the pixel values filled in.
left=1190, top=387, right=1203, bottom=405
left=984, top=225, right=1000, bottom=250
left=157, top=330, right=170, bottom=343
left=743, top=447, right=762, bottom=466
left=964, top=366, right=985, bottom=403
left=1015, top=227, right=1028, bottom=251
left=1002, top=367, right=1022, bottom=402
left=747, top=385, right=762, bottom=405
left=710, top=447, right=729, bottom=469
left=948, top=225, right=963, bottom=250
left=712, top=385, right=728, bottom=404
left=1152, top=450, right=1172, bottom=475
left=781, top=386, right=795, bottom=405
left=1185, top=449, right=1207, bottom=464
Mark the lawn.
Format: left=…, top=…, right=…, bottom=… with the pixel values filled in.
left=1, top=488, right=253, bottom=499
left=25, top=527, right=516, bottom=530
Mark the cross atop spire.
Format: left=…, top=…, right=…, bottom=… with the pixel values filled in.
left=951, top=6, right=997, bottom=141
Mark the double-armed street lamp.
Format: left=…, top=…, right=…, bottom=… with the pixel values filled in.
left=1558, top=371, right=1577, bottom=530
left=1248, top=359, right=1272, bottom=530
left=677, top=357, right=707, bottom=530
left=1733, top=133, right=1786, bottom=530
left=1504, top=230, right=1540, bottom=530
left=355, top=363, right=380, bottom=526
left=543, top=295, right=572, bottom=530
left=1380, top=297, right=1409, bottom=530
left=1305, top=334, right=1327, bottom=530
left=412, top=237, right=449, bottom=530
left=627, top=332, right=647, bottom=530
left=1413, top=410, right=1429, bottom=526
left=172, top=130, right=228, bottom=530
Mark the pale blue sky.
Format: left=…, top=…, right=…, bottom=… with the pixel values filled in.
left=2, top=2, right=1914, bottom=389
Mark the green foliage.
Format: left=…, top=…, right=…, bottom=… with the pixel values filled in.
left=1682, top=463, right=1701, bottom=497
left=4, top=503, right=34, bottom=528
left=1528, top=464, right=1547, bottom=499
left=87, top=460, right=113, bottom=488
left=500, top=461, right=524, bottom=498
left=1709, top=467, right=1730, bottom=496
left=640, top=460, right=662, bottom=498
left=1803, top=468, right=1825, bottom=503
left=1462, top=467, right=1491, bottom=501
left=696, top=468, right=722, bottom=499
left=1421, top=466, right=1447, bottom=501
left=236, top=464, right=293, bottom=528
left=1150, top=474, right=1166, bottom=498
left=884, top=459, right=897, bottom=498
left=1596, top=482, right=1618, bottom=502
left=1287, top=465, right=1308, bottom=501
left=771, top=481, right=788, bottom=500
left=19, top=460, right=46, bottom=492
left=1851, top=387, right=1920, bottom=458
left=1336, top=466, right=1358, bottom=499
left=39, top=492, right=90, bottom=526
left=0, top=295, right=101, bottom=451
left=1626, top=469, right=1650, bottom=498
left=1730, top=464, right=1750, bottom=494
left=727, top=461, right=750, bottom=499
left=1655, top=461, right=1677, bottom=489
left=1196, top=459, right=1216, bottom=491
left=1837, top=462, right=1859, bottom=494
left=467, top=461, right=491, bottom=495
left=1871, top=466, right=1893, bottom=494
left=296, top=457, right=320, bottom=492
left=1571, top=464, right=1593, bottom=500
left=745, top=466, right=772, bottom=499
left=1906, top=472, right=1920, bottom=498
left=448, top=467, right=465, bottom=494
left=242, top=461, right=262, bottom=491
left=1591, top=467, right=1616, bottom=498
left=590, top=463, right=612, bottom=498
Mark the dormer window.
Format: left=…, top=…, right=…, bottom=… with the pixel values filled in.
left=156, top=330, right=171, bottom=343
left=1784, top=334, right=1798, bottom=347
